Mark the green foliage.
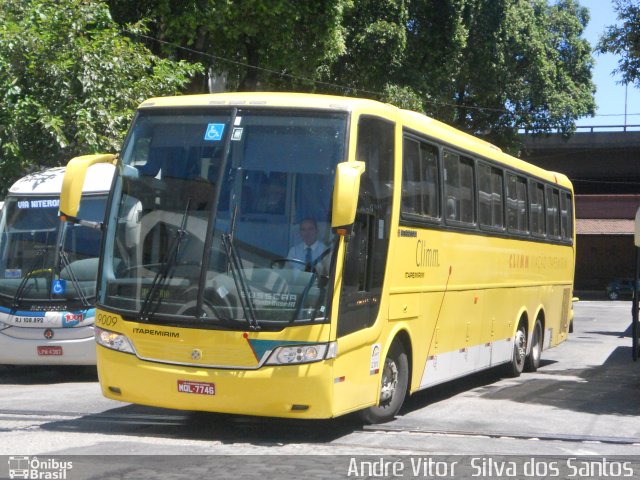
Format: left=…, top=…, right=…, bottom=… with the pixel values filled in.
left=448, top=0, right=596, bottom=145
left=0, top=0, right=201, bottom=193
left=108, top=0, right=349, bottom=91
left=106, top=0, right=596, bottom=150
left=324, top=0, right=595, bottom=150
left=597, top=0, right=640, bottom=88
left=0, top=0, right=598, bottom=183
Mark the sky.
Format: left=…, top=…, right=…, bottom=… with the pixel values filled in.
left=576, top=0, right=640, bottom=130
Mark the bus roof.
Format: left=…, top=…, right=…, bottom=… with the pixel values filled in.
left=139, top=91, right=381, bottom=112
left=138, top=92, right=572, bottom=190
left=9, top=163, right=115, bottom=196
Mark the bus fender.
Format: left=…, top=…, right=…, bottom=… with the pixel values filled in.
left=378, top=325, right=413, bottom=392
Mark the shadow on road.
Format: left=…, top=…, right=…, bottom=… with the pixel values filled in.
left=0, top=365, right=97, bottom=384
left=477, top=345, right=640, bottom=417
left=39, top=403, right=365, bottom=445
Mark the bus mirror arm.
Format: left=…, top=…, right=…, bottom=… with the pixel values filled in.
left=59, top=153, right=116, bottom=220
left=59, top=214, right=103, bottom=231
left=331, top=161, right=365, bottom=234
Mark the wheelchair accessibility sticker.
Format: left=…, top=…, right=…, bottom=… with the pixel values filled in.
left=51, top=279, right=66, bottom=295
left=204, top=123, right=225, bottom=141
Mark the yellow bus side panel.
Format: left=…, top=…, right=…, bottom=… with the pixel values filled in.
left=388, top=228, right=574, bottom=392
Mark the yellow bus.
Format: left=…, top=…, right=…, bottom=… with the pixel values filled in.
left=60, top=93, right=575, bottom=423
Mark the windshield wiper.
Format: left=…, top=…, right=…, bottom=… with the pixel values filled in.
left=137, top=199, right=191, bottom=322
left=57, top=223, right=91, bottom=307
left=220, top=232, right=260, bottom=331
left=12, top=246, right=51, bottom=310
left=58, top=248, right=90, bottom=307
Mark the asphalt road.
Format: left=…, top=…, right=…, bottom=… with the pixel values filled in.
left=0, top=301, right=638, bottom=478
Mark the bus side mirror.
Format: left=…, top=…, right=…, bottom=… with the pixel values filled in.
left=331, top=161, right=365, bottom=234
left=635, top=207, right=640, bottom=247
left=59, top=154, right=116, bottom=221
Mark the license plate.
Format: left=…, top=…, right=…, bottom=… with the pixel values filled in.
left=177, top=380, right=216, bottom=395
left=37, top=346, right=63, bottom=356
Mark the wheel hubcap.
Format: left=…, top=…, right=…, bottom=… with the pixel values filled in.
left=380, top=357, right=398, bottom=405
left=515, top=329, right=526, bottom=365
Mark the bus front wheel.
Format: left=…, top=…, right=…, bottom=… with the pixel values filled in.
left=359, top=341, right=408, bottom=424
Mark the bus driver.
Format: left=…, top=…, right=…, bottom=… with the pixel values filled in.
left=287, top=218, right=327, bottom=273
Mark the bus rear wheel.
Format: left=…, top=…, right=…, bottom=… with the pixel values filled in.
left=359, top=342, right=408, bottom=424
left=505, top=323, right=527, bottom=377
left=525, top=319, right=543, bottom=372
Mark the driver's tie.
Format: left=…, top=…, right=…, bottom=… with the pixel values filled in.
left=305, top=247, right=312, bottom=272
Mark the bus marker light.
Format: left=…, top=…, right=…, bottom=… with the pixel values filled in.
left=108, top=386, right=122, bottom=395
left=334, top=376, right=345, bottom=383
left=290, top=404, right=309, bottom=411
left=242, top=332, right=260, bottom=361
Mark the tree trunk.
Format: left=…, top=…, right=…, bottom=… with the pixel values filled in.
left=239, top=38, right=260, bottom=91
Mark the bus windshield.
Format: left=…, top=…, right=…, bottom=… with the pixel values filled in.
left=101, top=108, right=347, bottom=329
left=0, top=195, right=108, bottom=304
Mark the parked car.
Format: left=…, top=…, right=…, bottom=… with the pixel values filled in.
left=605, top=278, right=639, bottom=300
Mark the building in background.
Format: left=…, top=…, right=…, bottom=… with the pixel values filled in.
left=521, top=128, right=640, bottom=295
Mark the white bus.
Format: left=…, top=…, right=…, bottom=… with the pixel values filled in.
left=0, top=156, right=114, bottom=365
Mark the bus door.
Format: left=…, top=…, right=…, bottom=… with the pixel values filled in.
left=332, top=116, right=395, bottom=413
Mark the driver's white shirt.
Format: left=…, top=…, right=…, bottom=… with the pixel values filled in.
left=287, top=240, right=326, bottom=270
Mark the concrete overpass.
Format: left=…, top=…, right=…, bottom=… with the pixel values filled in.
left=521, top=127, right=640, bottom=194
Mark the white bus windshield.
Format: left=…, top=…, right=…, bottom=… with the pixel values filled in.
left=101, top=108, right=347, bottom=329
left=0, top=195, right=108, bottom=305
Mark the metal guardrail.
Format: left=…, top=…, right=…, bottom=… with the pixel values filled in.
left=575, top=124, right=640, bottom=133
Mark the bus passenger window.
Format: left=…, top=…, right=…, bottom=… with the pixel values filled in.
left=529, top=181, right=545, bottom=236
left=507, top=174, right=528, bottom=233
left=560, top=193, right=573, bottom=241
left=401, top=138, right=422, bottom=215
left=546, top=187, right=561, bottom=237
left=401, top=136, right=439, bottom=221
left=444, top=152, right=475, bottom=225
left=478, top=164, right=504, bottom=229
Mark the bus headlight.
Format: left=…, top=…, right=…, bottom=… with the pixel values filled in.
left=95, top=326, right=136, bottom=354
left=266, top=342, right=337, bottom=365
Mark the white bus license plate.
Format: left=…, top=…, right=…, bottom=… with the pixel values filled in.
left=37, top=346, right=63, bottom=356
left=177, top=380, right=216, bottom=395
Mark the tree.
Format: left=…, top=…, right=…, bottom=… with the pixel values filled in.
left=597, top=0, right=640, bottom=88
left=324, top=0, right=596, bottom=149
left=448, top=0, right=596, bottom=146
left=0, top=0, right=201, bottom=193
left=107, top=0, right=349, bottom=92
left=325, top=0, right=408, bottom=95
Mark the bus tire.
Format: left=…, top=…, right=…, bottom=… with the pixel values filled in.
left=505, top=322, right=527, bottom=378
left=525, top=319, right=543, bottom=372
left=359, top=341, right=408, bottom=424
